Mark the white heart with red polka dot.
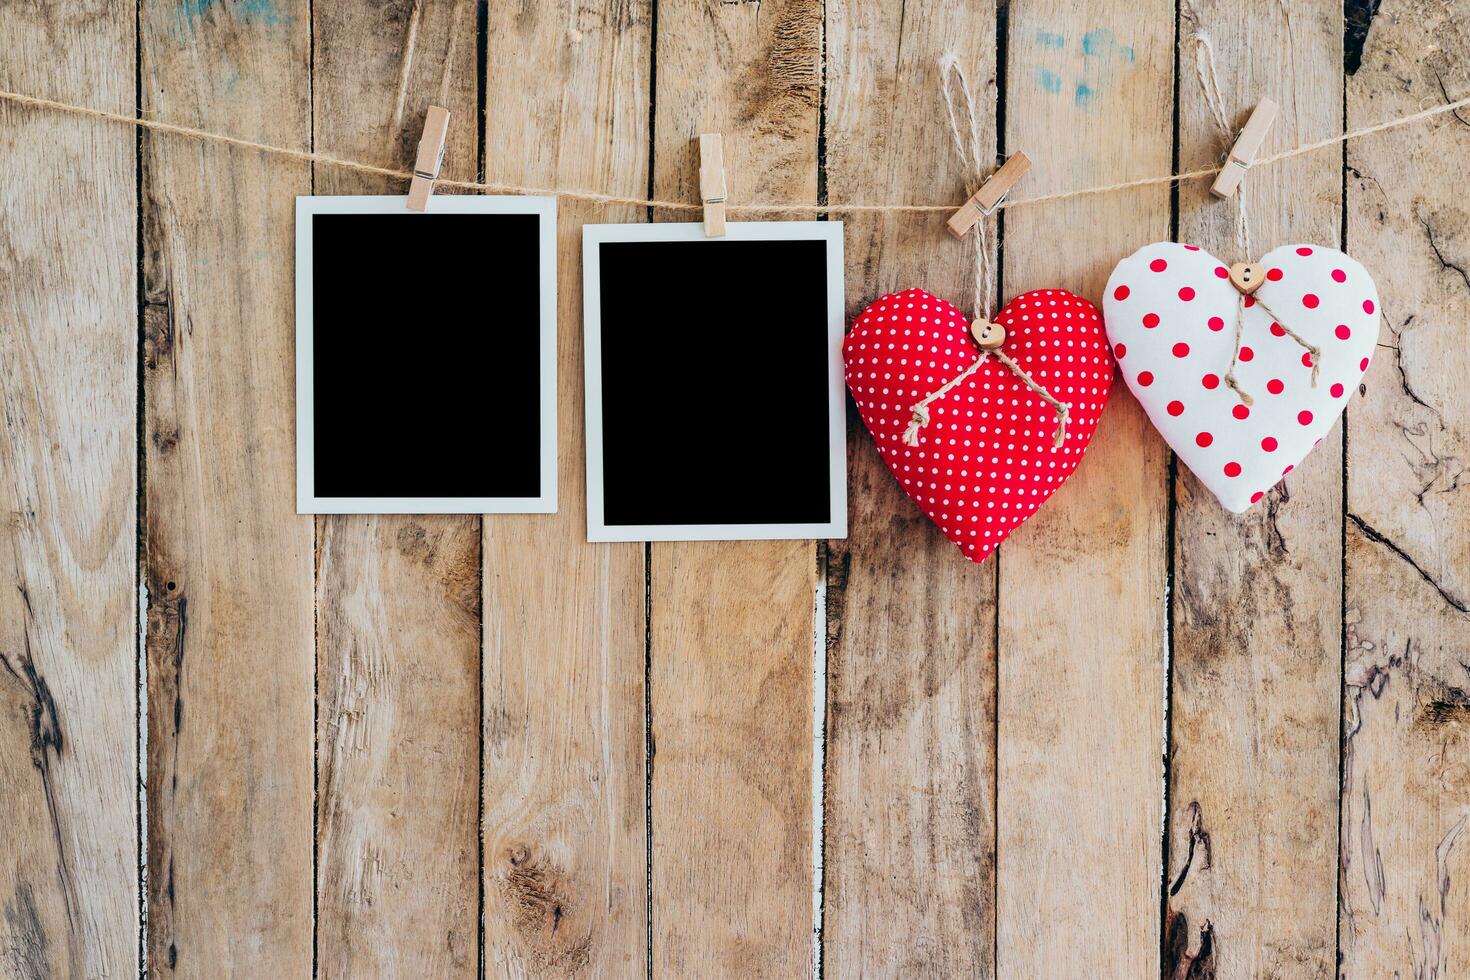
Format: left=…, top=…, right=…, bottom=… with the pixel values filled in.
left=1105, top=242, right=1379, bottom=511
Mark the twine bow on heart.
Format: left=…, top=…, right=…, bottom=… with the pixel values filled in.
left=899, top=337, right=1071, bottom=449
left=1221, top=287, right=1322, bottom=406
left=901, top=56, right=1071, bottom=451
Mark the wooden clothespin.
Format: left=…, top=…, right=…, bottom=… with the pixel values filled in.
left=407, top=105, right=451, bottom=211
left=698, top=133, right=727, bottom=237
left=946, top=151, right=1030, bottom=239
left=1210, top=98, right=1277, bottom=200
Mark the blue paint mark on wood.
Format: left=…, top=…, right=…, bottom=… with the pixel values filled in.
left=1080, top=28, right=1112, bottom=57
left=1079, top=28, right=1135, bottom=63
left=177, top=0, right=287, bottom=33
left=1030, top=24, right=1137, bottom=110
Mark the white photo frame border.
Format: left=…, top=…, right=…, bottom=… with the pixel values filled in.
left=295, top=194, right=558, bottom=514
left=582, top=220, right=847, bottom=542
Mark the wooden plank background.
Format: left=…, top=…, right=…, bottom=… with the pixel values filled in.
left=1, top=0, right=1467, bottom=977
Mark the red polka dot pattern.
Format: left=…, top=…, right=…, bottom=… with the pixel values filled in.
left=1104, top=241, right=1380, bottom=511
left=844, top=288, right=1112, bottom=563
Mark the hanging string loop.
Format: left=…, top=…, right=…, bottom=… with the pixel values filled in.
left=909, top=54, right=1068, bottom=451
left=1193, top=31, right=1322, bottom=403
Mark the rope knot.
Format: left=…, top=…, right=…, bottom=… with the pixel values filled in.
left=1053, top=403, right=1071, bottom=449
left=901, top=405, right=932, bottom=447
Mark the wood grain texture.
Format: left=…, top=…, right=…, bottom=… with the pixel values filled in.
left=995, top=5, right=1172, bottom=976
left=480, top=1, right=651, bottom=975
left=821, top=3, right=998, bottom=975
left=1340, top=3, right=1470, bottom=975
left=9, top=0, right=1470, bottom=973
left=648, top=1, right=822, bottom=974
left=1165, top=3, right=1345, bottom=977
left=316, top=514, right=481, bottom=978
left=0, top=4, right=138, bottom=978
left=310, top=2, right=482, bottom=975
left=315, top=517, right=481, bottom=978
left=140, top=0, right=314, bottom=972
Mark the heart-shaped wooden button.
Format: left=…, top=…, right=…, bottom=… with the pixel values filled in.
left=970, top=319, right=1006, bottom=349
left=843, top=288, right=1112, bottom=562
left=1105, top=242, right=1380, bottom=511
left=1228, top=261, right=1266, bottom=294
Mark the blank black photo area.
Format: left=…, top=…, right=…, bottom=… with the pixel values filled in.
left=596, top=238, right=832, bottom=527
left=310, top=212, right=540, bottom=500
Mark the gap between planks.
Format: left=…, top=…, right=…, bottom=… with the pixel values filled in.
left=811, top=542, right=830, bottom=978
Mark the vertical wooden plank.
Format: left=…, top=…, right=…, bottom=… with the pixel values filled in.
left=1165, top=4, right=1344, bottom=976
left=140, top=0, right=314, bottom=972
left=315, top=520, right=481, bottom=977
left=480, top=1, right=651, bottom=975
left=0, top=4, right=138, bottom=978
left=822, top=4, right=998, bottom=976
left=996, top=7, right=1171, bottom=976
left=648, top=1, right=821, bottom=975
left=1341, top=4, right=1470, bottom=976
left=310, top=4, right=482, bottom=976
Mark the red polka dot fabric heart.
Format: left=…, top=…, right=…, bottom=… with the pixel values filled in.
left=843, top=288, right=1112, bottom=563
left=1105, top=242, right=1379, bottom=511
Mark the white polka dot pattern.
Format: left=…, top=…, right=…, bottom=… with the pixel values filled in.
left=843, top=288, right=1113, bottom=563
left=1104, top=242, right=1380, bottom=511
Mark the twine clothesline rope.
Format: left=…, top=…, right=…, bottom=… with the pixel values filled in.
left=0, top=85, right=1466, bottom=215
